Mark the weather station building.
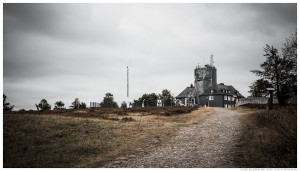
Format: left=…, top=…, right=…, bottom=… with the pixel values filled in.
left=176, top=55, right=244, bottom=108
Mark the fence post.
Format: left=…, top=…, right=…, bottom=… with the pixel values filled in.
left=267, top=88, right=275, bottom=110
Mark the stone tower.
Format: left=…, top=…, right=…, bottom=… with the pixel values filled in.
left=194, top=56, right=217, bottom=104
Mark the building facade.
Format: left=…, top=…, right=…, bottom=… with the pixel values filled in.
left=198, top=83, right=244, bottom=107
left=176, top=56, right=244, bottom=108
left=175, top=84, right=196, bottom=106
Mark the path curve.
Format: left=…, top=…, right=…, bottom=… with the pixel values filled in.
left=113, top=107, right=245, bottom=168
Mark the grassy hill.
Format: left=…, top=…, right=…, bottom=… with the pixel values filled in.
left=4, top=106, right=213, bottom=168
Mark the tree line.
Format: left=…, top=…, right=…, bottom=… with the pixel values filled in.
left=3, top=89, right=175, bottom=111
left=131, top=89, right=175, bottom=107
left=249, top=32, right=297, bottom=105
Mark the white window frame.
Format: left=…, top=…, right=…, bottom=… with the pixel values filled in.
left=209, top=96, right=214, bottom=100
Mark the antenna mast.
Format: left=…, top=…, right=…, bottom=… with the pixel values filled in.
left=127, top=66, right=129, bottom=97
left=210, top=54, right=214, bottom=67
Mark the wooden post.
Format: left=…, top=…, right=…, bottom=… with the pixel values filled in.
left=267, top=88, right=275, bottom=110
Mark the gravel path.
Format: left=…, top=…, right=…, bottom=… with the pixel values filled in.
left=112, top=107, right=245, bottom=168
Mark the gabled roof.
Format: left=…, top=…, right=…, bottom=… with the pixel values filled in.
left=202, top=83, right=244, bottom=98
left=176, top=86, right=195, bottom=98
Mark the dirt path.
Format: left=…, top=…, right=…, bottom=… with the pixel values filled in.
left=108, top=107, right=245, bottom=168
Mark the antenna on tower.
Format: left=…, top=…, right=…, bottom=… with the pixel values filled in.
left=210, top=54, right=214, bottom=66
left=127, top=66, right=129, bottom=97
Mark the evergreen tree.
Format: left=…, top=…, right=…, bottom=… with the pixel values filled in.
left=3, top=94, right=14, bottom=111
left=79, top=102, right=87, bottom=109
left=159, top=89, right=175, bottom=106
left=121, top=101, right=127, bottom=108
left=132, top=99, right=141, bottom=107
left=70, top=98, right=80, bottom=109
left=251, top=32, right=297, bottom=105
left=70, top=98, right=87, bottom=109
left=36, top=99, right=51, bottom=110
left=54, top=101, right=65, bottom=109
left=137, top=93, right=158, bottom=107
left=100, top=93, right=119, bottom=108
left=248, top=79, right=273, bottom=97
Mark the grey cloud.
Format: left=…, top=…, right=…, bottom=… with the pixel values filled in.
left=3, top=3, right=297, bottom=110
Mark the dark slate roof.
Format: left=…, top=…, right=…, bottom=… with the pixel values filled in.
left=201, top=83, right=244, bottom=98
left=176, top=86, right=195, bottom=98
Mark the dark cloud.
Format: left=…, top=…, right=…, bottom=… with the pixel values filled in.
left=244, top=3, right=297, bottom=26
left=3, top=3, right=297, bottom=110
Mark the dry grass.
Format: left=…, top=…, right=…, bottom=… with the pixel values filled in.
left=3, top=106, right=213, bottom=168
left=233, top=104, right=297, bottom=168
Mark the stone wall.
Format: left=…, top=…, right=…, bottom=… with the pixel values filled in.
left=236, top=97, right=278, bottom=106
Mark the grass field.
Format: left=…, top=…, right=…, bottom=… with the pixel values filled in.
left=3, top=106, right=213, bottom=168
left=233, top=104, right=297, bottom=168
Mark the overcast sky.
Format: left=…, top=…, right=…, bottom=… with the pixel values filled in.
left=3, top=3, right=297, bottom=110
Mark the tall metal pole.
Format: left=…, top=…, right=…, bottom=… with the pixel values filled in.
left=127, top=66, right=129, bottom=97
left=210, top=54, right=214, bottom=87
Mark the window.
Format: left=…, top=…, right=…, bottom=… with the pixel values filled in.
left=209, top=96, right=214, bottom=100
left=228, top=96, right=231, bottom=101
left=224, top=104, right=228, bottom=108
left=224, top=95, right=228, bottom=100
left=210, top=89, right=214, bottom=93
left=232, top=97, right=235, bottom=101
